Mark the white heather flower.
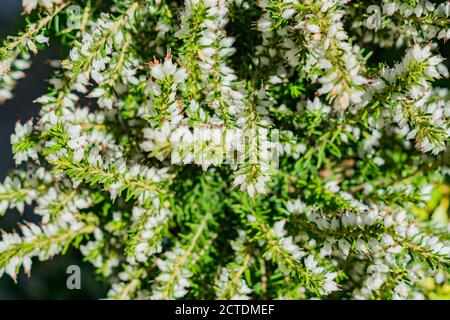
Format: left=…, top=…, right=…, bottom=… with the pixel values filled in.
left=35, top=35, right=49, bottom=44
left=91, top=69, right=103, bottom=84
left=338, top=239, right=351, bottom=256
left=286, top=199, right=307, bottom=214
left=393, top=283, right=409, bottom=299
left=174, top=68, right=188, bottom=83
left=150, top=63, right=165, bottom=80
left=367, top=273, right=385, bottom=291
left=381, top=233, right=395, bottom=246
left=162, top=57, right=177, bottom=76
left=305, top=255, right=317, bottom=271
left=373, top=157, right=385, bottom=166
left=325, top=181, right=340, bottom=193
left=108, top=182, right=123, bottom=201
left=307, top=24, right=321, bottom=33
left=1, top=0, right=450, bottom=301
left=69, top=48, right=80, bottom=61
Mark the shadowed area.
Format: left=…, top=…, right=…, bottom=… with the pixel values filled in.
left=0, top=0, right=106, bottom=299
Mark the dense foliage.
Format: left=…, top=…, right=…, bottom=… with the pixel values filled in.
left=0, top=0, right=449, bottom=299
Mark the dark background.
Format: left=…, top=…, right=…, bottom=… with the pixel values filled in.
left=0, top=0, right=449, bottom=300
left=0, top=0, right=106, bottom=299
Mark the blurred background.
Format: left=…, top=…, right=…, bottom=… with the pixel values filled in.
left=0, top=0, right=449, bottom=300
left=0, top=0, right=106, bottom=299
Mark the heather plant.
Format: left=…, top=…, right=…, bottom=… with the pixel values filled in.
left=0, top=0, right=449, bottom=300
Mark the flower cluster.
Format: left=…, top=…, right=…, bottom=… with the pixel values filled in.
left=0, top=3, right=65, bottom=104
left=358, top=0, right=450, bottom=47
left=214, top=230, right=252, bottom=299
left=257, top=0, right=367, bottom=112
left=126, top=205, right=173, bottom=264
left=23, top=0, right=62, bottom=13
left=0, top=218, right=97, bottom=281
left=0, top=0, right=448, bottom=300
left=364, top=44, right=449, bottom=155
